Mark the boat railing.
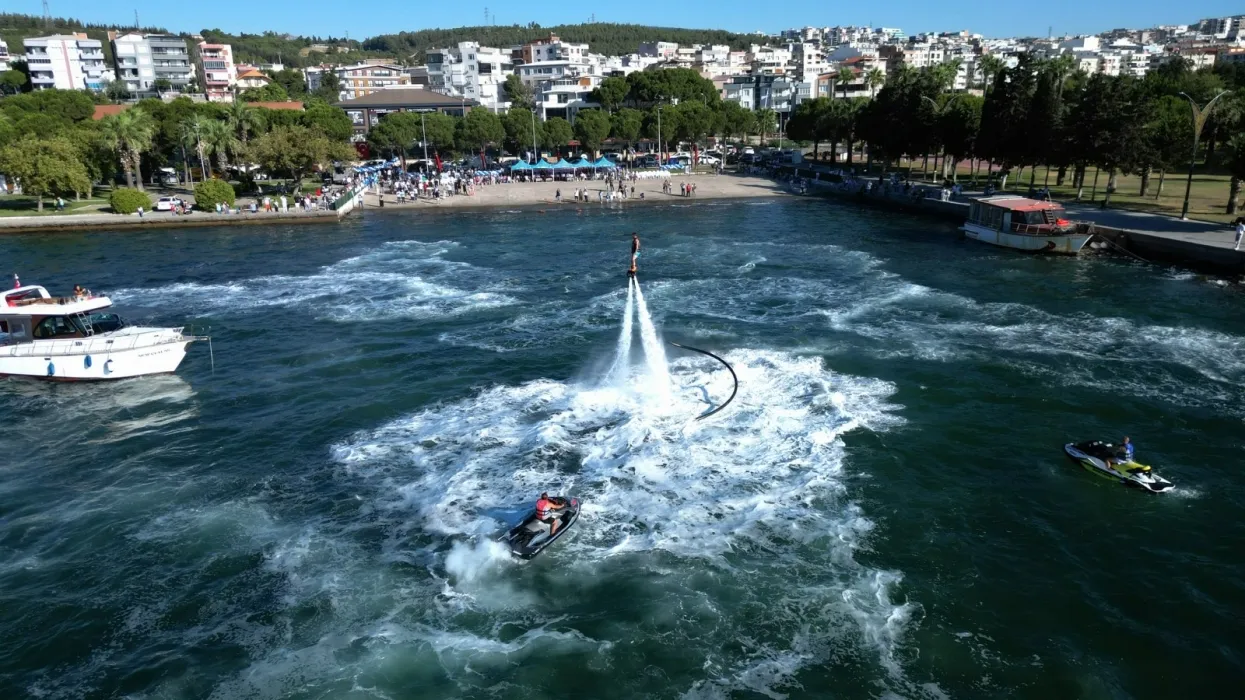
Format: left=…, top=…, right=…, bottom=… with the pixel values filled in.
left=1, top=328, right=188, bottom=357
left=1010, top=220, right=1095, bottom=236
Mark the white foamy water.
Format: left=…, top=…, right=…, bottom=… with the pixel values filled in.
left=109, top=240, right=518, bottom=322
left=606, top=278, right=635, bottom=385
left=310, top=349, right=913, bottom=697
left=632, top=279, right=671, bottom=394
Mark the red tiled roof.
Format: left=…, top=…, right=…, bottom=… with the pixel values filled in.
left=92, top=104, right=130, bottom=120
left=249, top=101, right=305, bottom=111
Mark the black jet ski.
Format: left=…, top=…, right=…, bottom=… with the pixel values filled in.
left=496, top=497, right=581, bottom=560
left=1064, top=441, right=1174, bottom=493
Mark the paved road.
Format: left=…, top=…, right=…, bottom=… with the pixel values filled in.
left=1059, top=204, right=1241, bottom=249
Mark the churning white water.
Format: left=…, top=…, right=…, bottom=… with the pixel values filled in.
left=606, top=278, right=636, bottom=385
left=632, top=279, right=671, bottom=393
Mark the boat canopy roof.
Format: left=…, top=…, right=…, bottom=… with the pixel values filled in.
left=2, top=285, right=112, bottom=316
left=976, top=195, right=1064, bottom=212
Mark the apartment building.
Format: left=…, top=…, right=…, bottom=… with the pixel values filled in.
left=524, top=34, right=590, bottom=65
left=0, top=39, right=10, bottom=73
left=638, top=41, right=678, bottom=59
left=306, top=62, right=411, bottom=101
left=197, top=41, right=237, bottom=102
left=108, top=33, right=194, bottom=93
left=23, top=34, right=114, bottom=91
left=723, top=74, right=801, bottom=114
left=425, top=42, right=513, bottom=110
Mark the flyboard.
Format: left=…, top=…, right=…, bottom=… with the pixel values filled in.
left=668, top=342, right=738, bottom=420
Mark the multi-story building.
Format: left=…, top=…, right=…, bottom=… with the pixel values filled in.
left=23, top=34, right=114, bottom=91
left=533, top=77, right=600, bottom=120
left=306, top=62, right=411, bottom=101
left=197, top=41, right=237, bottom=102
left=723, top=74, right=801, bottom=115
left=525, top=34, right=590, bottom=65
left=109, top=33, right=195, bottom=94
left=425, top=42, right=513, bottom=110
left=0, top=39, right=10, bottom=73
left=638, top=41, right=679, bottom=59
left=235, top=67, right=271, bottom=90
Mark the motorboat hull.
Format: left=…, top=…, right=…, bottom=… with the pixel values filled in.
left=0, top=331, right=194, bottom=381
left=963, top=222, right=1092, bottom=254
left=497, top=497, right=581, bottom=560
left=1063, top=442, right=1173, bottom=493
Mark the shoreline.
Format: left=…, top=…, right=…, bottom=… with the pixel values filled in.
left=0, top=174, right=793, bottom=233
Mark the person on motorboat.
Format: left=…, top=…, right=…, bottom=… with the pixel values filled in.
left=535, top=492, right=567, bottom=536
left=1106, top=437, right=1135, bottom=471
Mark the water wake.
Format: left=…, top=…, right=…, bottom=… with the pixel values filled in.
left=606, top=279, right=635, bottom=386
left=632, top=279, right=671, bottom=395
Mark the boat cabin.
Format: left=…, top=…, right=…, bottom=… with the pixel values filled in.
left=1, top=285, right=124, bottom=344
left=968, top=196, right=1071, bottom=234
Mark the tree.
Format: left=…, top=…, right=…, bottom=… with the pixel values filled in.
left=591, top=76, right=629, bottom=112
left=193, top=179, right=236, bottom=210
left=241, top=83, right=290, bottom=103
left=572, top=109, right=611, bottom=154
left=787, top=98, right=827, bottom=155
left=610, top=108, right=644, bottom=147
left=368, top=111, right=421, bottom=165
left=152, top=78, right=173, bottom=94
left=180, top=115, right=212, bottom=180
left=1143, top=95, right=1193, bottom=198
left=313, top=70, right=342, bottom=102
left=98, top=110, right=156, bottom=190
left=866, top=67, right=885, bottom=98
left=836, top=67, right=855, bottom=99
left=502, top=107, right=543, bottom=157
left=0, top=137, right=92, bottom=211
left=302, top=104, right=352, bottom=143
left=458, top=108, right=505, bottom=159
left=420, top=112, right=457, bottom=155
left=1224, top=134, right=1245, bottom=215
left=0, top=70, right=26, bottom=95
left=270, top=69, right=308, bottom=98
left=543, top=116, right=573, bottom=152
left=103, top=79, right=130, bottom=101
left=246, top=125, right=354, bottom=190
left=754, top=108, right=777, bottom=143
left=201, top=118, right=240, bottom=175
left=224, top=100, right=262, bottom=144
left=718, top=101, right=754, bottom=143
left=108, top=187, right=151, bottom=214
left=978, top=55, right=1006, bottom=93
left=502, top=74, right=534, bottom=111
left=940, top=95, right=982, bottom=181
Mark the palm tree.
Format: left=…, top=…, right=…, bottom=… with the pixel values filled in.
left=978, top=55, right=1006, bottom=94
left=180, top=115, right=211, bottom=180
left=755, top=108, right=777, bottom=145
left=837, top=66, right=855, bottom=99
left=201, top=119, right=241, bottom=177
left=1225, top=134, right=1245, bottom=215
left=224, top=100, right=262, bottom=144
left=866, top=67, right=885, bottom=98
left=98, top=110, right=156, bottom=190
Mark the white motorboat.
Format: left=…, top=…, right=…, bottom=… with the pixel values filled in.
left=962, top=196, right=1095, bottom=254
left=1, top=283, right=206, bottom=381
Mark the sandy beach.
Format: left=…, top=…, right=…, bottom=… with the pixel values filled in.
left=363, top=172, right=793, bottom=211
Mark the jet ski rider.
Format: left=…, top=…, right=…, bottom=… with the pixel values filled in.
left=1106, top=436, right=1134, bottom=471
left=536, top=492, right=567, bottom=536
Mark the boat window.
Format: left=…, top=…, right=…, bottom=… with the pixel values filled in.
left=33, top=316, right=81, bottom=339
left=78, top=312, right=125, bottom=334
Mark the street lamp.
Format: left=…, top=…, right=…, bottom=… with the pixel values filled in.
left=1178, top=90, right=1230, bottom=220
left=530, top=108, right=538, bottom=164
left=657, top=106, right=663, bottom=165
left=420, top=111, right=429, bottom=164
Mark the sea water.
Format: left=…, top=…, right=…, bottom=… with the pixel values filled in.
left=1, top=203, right=1243, bottom=699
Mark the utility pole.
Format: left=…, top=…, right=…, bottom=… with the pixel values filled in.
left=134, top=9, right=139, bottom=29
left=657, top=106, right=663, bottom=165
left=42, top=0, right=50, bottom=28
left=530, top=108, right=538, bottom=163
left=1178, top=90, right=1230, bottom=220
left=420, top=111, right=429, bottom=165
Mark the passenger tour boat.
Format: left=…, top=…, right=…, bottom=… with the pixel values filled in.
left=1, top=280, right=206, bottom=381
left=963, top=196, right=1095, bottom=254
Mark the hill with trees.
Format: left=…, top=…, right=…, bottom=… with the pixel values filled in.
left=364, top=23, right=762, bottom=60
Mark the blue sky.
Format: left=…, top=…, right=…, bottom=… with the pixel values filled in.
left=27, top=0, right=1244, bottom=40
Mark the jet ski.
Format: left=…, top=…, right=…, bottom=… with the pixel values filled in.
left=1063, top=441, right=1174, bottom=493
left=496, top=496, right=581, bottom=560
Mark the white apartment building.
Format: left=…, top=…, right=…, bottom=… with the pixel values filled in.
left=749, top=45, right=793, bottom=75
left=306, top=62, right=411, bottom=101
left=795, top=43, right=829, bottom=81
left=638, top=41, right=678, bottom=59
left=109, top=33, right=195, bottom=94
left=197, top=41, right=237, bottom=102
left=425, top=42, right=514, bottom=110
left=23, top=34, right=114, bottom=91
left=533, top=77, right=600, bottom=120
left=0, top=39, right=10, bottom=73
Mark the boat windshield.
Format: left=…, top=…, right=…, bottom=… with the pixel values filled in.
left=71, top=312, right=126, bottom=335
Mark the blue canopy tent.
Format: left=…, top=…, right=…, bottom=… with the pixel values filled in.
left=592, top=157, right=617, bottom=169
left=532, top=160, right=554, bottom=170
left=510, top=161, right=533, bottom=171
left=552, top=159, right=576, bottom=171
left=570, top=157, right=595, bottom=169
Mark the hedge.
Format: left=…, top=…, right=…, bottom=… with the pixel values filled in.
left=109, top=187, right=151, bottom=214
left=194, top=179, right=236, bottom=210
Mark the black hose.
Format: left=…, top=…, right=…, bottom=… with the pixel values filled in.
left=669, top=342, right=739, bottom=420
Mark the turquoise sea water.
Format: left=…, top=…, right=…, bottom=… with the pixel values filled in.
left=1, top=199, right=1242, bottom=699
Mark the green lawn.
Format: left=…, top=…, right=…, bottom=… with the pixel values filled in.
left=0, top=195, right=109, bottom=217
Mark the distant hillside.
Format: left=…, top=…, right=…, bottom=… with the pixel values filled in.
left=364, top=23, right=763, bottom=60
left=1, top=15, right=766, bottom=71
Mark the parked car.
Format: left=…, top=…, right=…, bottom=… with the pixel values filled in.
left=154, top=196, right=186, bottom=211
left=698, top=155, right=721, bottom=165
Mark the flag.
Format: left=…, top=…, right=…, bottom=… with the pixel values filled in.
left=434, top=152, right=443, bottom=172
left=12, top=274, right=19, bottom=289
